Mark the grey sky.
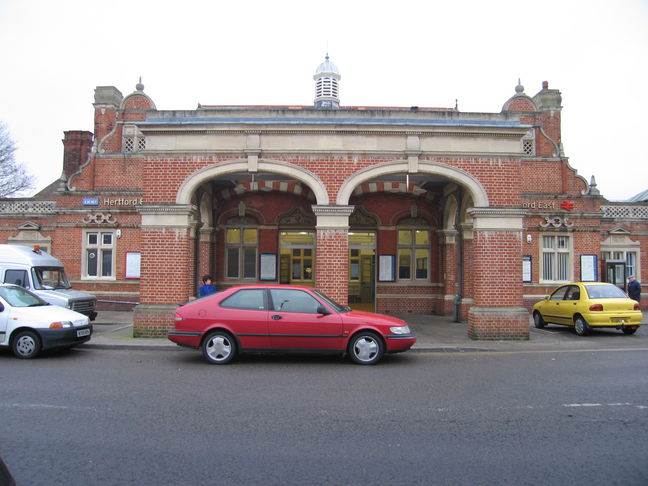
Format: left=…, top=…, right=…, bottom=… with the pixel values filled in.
left=1, top=0, right=646, bottom=200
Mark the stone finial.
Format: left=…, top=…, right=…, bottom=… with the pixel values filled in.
left=515, top=78, right=524, bottom=94
left=136, top=77, right=144, bottom=92
left=589, top=175, right=600, bottom=195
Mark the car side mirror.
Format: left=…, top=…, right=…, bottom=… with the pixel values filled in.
left=317, top=305, right=331, bottom=315
left=0, top=303, right=4, bottom=312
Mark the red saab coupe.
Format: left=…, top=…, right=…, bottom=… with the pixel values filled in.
left=168, top=284, right=416, bottom=365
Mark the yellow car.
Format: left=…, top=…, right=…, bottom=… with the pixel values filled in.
left=532, top=282, right=642, bottom=336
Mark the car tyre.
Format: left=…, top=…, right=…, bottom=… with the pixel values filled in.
left=622, top=326, right=638, bottom=335
left=533, top=312, right=546, bottom=329
left=12, top=330, right=41, bottom=359
left=574, top=316, right=590, bottom=336
left=202, top=331, right=237, bottom=364
left=348, top=332, right=384, bottom=365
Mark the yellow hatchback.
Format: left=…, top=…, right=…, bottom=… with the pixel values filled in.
left=532, top=282, right=642, bottom=336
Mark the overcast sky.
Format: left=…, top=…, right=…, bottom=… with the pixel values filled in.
left=1, top=0, right=646, bottom=201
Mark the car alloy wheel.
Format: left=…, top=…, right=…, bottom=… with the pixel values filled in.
left=533, top=312, right=546, bottom=329
left=574, top=316, right=590, bottom=336
left=12, top=330, right=41, bottom=359
left=349, top=332, right=384, bottom=365
left=202, top=331, right=237, bottom=364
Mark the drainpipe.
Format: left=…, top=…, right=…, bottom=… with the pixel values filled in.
left=453, top=187, right=464, bottom=322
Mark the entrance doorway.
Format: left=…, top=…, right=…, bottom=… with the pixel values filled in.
left=279, top=231, right=315, bottom=286
left=604, top=260, right=627, bottom=292
left=348, top=232, right=376, bottom=311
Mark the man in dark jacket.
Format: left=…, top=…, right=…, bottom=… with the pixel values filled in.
left=628, top=276, right=641, bottom=303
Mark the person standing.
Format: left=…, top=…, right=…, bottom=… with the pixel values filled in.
left=628, top=275, right=641, bottom=303
left=199, top=275, right=217, bottom=297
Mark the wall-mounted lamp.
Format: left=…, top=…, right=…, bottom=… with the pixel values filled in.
left=526, top=234, right=532, bottom=243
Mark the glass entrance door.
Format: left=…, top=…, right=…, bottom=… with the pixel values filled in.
left=279, top=231, right=315, bottom=286
left=348, top=232, right=376, bottom=311
left=605, top=261, right=627, bottom=291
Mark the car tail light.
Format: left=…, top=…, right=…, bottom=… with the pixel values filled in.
left=174, top=313, right=183, bottom=322
left=634, top=303, right=641, bottom=311
left=589, top=304, right=603, bottom=311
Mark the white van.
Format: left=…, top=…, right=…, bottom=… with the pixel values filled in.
left=0, top=245, right=98, bottom=320
left=0, top=284, right=91, bottom=358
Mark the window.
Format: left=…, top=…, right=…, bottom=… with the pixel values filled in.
left=398, top=229, right=429, bottom=280
left=270, top=288, right=321, bottom=313
left=84, top=231, right=114, bottom=278
left=220, top=289, right=266, bottom=311
left=541, top=235, right=571, bottom=282
left=225, top=227, right=257, bottom=279
left=4, top=269, right=28, bottom=288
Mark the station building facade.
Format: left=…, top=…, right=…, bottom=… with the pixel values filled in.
left=1, top=58, right=646, bottom=338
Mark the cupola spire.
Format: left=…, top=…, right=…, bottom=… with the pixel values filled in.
left=313, top=54, right=340, bottom=109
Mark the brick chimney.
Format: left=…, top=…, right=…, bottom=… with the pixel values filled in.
left=62, top=131, right=93, bottom=180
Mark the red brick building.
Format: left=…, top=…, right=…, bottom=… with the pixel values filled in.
left=1, top=58, right=645, bottom=338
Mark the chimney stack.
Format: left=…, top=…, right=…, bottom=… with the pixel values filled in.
left=62, top=131, right=93, bottom=180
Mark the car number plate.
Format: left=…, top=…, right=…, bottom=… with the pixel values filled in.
left=77, top=329, right=91, bottom=337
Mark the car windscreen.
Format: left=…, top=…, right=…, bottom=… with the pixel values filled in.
left=32, top=267, right=71, bottom=290
left=312, top=289, right=350, bottom=313
left=584, top=285, right=627, bottom=299
left=0, top=286, right=48, bottom=307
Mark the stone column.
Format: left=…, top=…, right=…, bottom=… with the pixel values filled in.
left=312, top=205, right=354, bottom=305
left=467, top=208, right=529, bottom=340
left=134, top=204, right=196, bottom=337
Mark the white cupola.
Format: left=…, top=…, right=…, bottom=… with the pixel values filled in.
left=313, top=54, right=340, bottom=109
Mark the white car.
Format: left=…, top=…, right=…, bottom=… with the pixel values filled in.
left=0, top=284, right=92, bottom=359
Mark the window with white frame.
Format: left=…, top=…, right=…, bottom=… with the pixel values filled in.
left=225, top=226, right=258, bottom=279
left=541, top=234, right=571, bottom=282
left=84, top=231, right=114, bottom=278
left=398, top=229, right=430, bottom=280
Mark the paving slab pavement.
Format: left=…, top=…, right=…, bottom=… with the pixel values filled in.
left=86, top=310, right=648, bottom=353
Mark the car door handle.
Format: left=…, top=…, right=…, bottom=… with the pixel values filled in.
left=271, top=315, right=282, bottom=320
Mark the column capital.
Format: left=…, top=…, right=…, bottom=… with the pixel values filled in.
left=139, top=204, right=196, bottom=228
left=312, top=205, right=355, bottom=229
left=468, top=207, right=525, bottom=231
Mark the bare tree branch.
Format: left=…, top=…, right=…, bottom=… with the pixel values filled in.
left=0, top=122, right=35, bottom=197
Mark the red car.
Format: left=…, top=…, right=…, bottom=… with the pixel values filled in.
left=168, top=284, right=416, bottom=365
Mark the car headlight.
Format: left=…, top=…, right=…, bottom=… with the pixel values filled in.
left=49, top=321, right=73, bottom=329
left=389, top=325, right=411, bottom=334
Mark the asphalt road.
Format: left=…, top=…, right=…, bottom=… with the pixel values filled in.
left=1, top=347, right=647, bottom=486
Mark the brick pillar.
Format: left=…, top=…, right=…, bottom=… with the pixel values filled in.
left=440, top=229, right=458, bottom=315
left=467, top=208, right=529, bottom=340
left=312, top=205, right=354, bottom=305
left=460, top=223, right=474, bottom=316
left=134, top=205, right=196, bottom=337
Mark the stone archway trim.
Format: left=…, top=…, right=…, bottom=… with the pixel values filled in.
left=176, top=159, right=329, bottom=205
left=336, top=160, right=489, bottom=207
